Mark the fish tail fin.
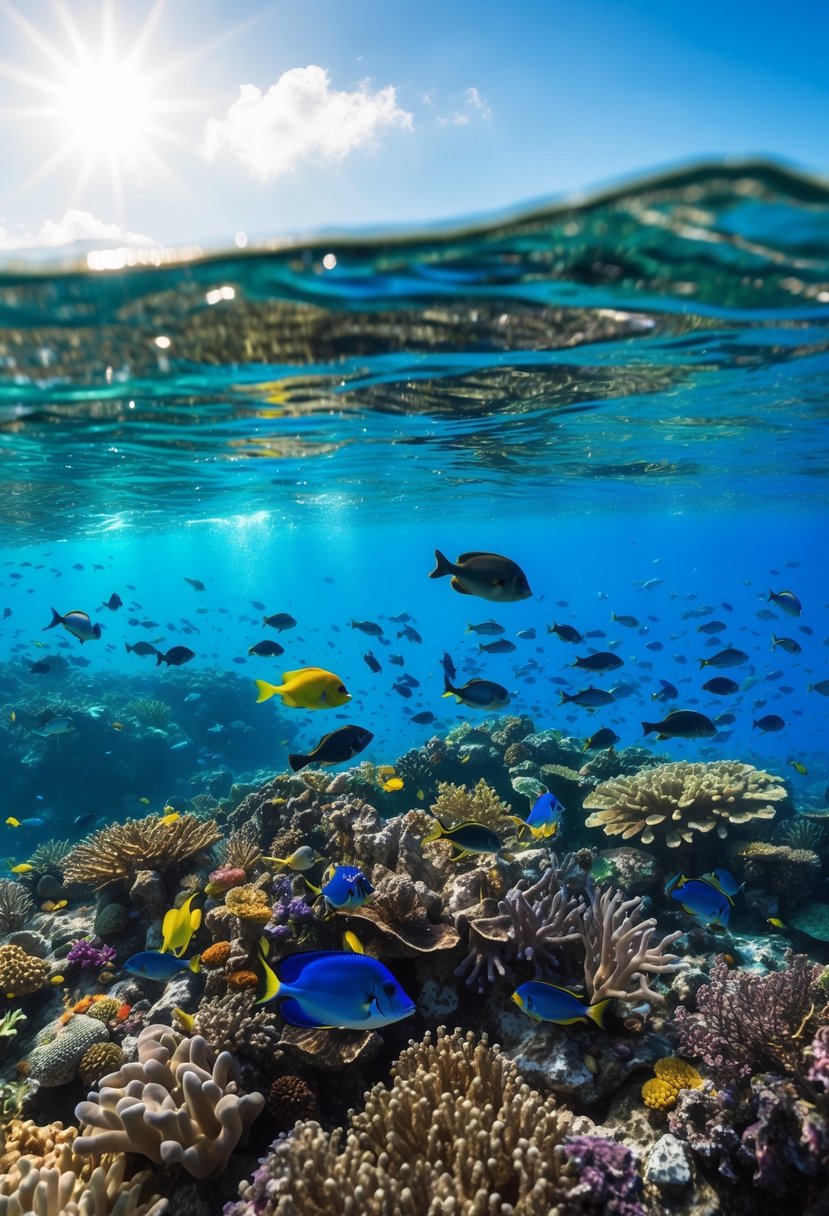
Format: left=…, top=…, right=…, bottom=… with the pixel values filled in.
left=587, top=999, right=611, bottom=1029
left=429, top=549, right=452, bottom=579
left=422, top=819, right=443, bottom=844
left=582, top=739, right=590, bottom=751
left=42, top=608, right=62, bottom=632
left=155, top=651, right=165, bottom=666
left=302, top=876, right=321, bottom=896
left=698, top=658, right=708, bottom=669
left=255, top=679, right=280, bottom=704
left=558, top=691, right=570, bottom=704
left=188, top=955, right=201, bottom=974
left=256, top=948, right=281, bottom=1005
left=124, top=643, right=133, bottom=653
left=808, top=683, right=815, bottom=692
left=441, top=674, right=456, bottom=699
left=641, top=721, right=655, bottom=735
left=288, top=753, right=309, bottom=772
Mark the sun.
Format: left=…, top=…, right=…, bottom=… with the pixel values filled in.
left=58, top=55, right=152, bottom=162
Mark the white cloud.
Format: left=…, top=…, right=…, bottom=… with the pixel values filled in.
left=202, top=65, right=413, bottom=182
left=0, top=210, right=156, bottom=251
left=436, top=86, right=493, bottom=126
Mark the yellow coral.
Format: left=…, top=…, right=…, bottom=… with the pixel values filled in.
left=642, top=1057, right=703, bottom=1110
left=224, top=883, right=272, bottom=925
left=430, top=779, right=516, bottom=834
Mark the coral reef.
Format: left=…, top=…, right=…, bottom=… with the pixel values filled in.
left=562, top=1135, right=645, bottom=1216
left=266, top=1076, right=318, bottom=1131
left=576, top=885, right=684, bottom=1003
left=75, top=1024, right=265, bottom=1178
left=731, top=840, right=821, bottom=896
left=125, top=698, right=172, bottom=729
left=26, top=1015, right=109, bottom=1087
left=584, top=760, right=786, bottom=849
left=642, top=1057, right=704, bottom=1110
left=0, top=944, right=49, bottom=996
left=219, top=825, right=262, bottom=874
left=66, top=939, right=117, bottom=970
left=62, top=815, right=222, bottom=888
left=430, top=778, right=516, bottom=834
left=79, top=1041, right=126, bottom=1086
left=194, top=992, right=280, bottom=1062
left=0, top=881, right=33, bottom=935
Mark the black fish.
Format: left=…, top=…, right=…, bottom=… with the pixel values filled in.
left=289, top=725, right=374, bottom=772
left=584, top=728, right=620, bottom=750
left=263, top=613, right=297, bottom=631
left=351, top=619, right=384, bottom=637
left=125, top=641, right=158, bottom=657
left=642, top=710, right=716, bottom=740
left=547, top=623, right=583, bottom=644
left=441, top=652, right=457, bottom=681
left=389, top=654, right=405, bottom=666
left=398, top=624, right=422, bottom=643
left=363, top=651, right=382, bottom=673
left=184, top=578, right=206, bottom=591
left=2, top=607, right=11, bottom=619
left=703, top=677, right=739, bottom=696
left=754, top=714, right=785, bottom=733
left=573, top=651, right=624, bottom=674
left=411, top=711, right=436, bottom=725
left=156, top=646, right=195, bottom=667
left=479, top=639, right=517, bottom=654
left=393, top=681, right=413, bottom=699
left=101, top=593, right=123, bottom=611
left=248, top=640, right=285, bottom=657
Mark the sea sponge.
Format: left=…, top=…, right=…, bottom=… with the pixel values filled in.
left=584, top=760, right=786, bottom=849
left=226, top=970, right=258, bottom=991
left=224, top=882, right=272, bottom=924
left=26, top=1014, right=109, bottom=1088
left=201, top=940, right=233, bottom=968
left=267, top=1076, right=318, bottom=1130
left=642, top=1057, right=704, bottom=1111
left=0, top=943, right=49, bottom=996
left=62, top=815, right=222, bottom=888
left=94, top=901, right=130, bottom=938
left=79, top=1042, right=126, bottom=1087
left=86, top=996, right=121, bottom=1024
left=0, top=879, right=34, bottom=934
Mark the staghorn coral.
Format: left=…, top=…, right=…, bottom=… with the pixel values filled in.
left=731, top=841, right=821, bottom=896
left=226, top=1027, right=587, bottom=1216
left=672, top=953, right=825, bottom=1084
left=0, top=881, right=34, bottom=935
left=27, top=1015, right=109, bottom=1088
left=74, top=1024, right=265, bottom=1179
left=576, top=885, right=684, bottom=1004
left=62, top=815, right=221, bottom=888
left=430, top=778, right=517, bottom=835
left=642, top=1057, right=704, bottom=1111
left=193, top=991, right=280, bottom=1062
left=220, top=824, right=262, bottom=874
left=125, top=698, right=172, bottom=729
left=584, top=760, right=786, bottom=849
left=79, top=1042, right=126, bottom=1087
left=0, top=944, right=49, bottom=996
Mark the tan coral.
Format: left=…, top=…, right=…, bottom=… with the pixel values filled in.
left=584, top=760, right=786, bottom=849
left=224, top=883, right=272, bottom=924
left=278, top=1024, right=382, bottom=1072
left=430, top=779, right=517, bottom=835
left=731, top=841, right=821, bottom=895
left=220, top=824, right=262, bottom=874
left=0, top=944, right=49, bottom=996
left=62, top=816, right=221, bottom=888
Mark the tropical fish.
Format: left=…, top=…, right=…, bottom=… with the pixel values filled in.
left=184, top=578, right=206, bottom=591
left=363, top=651, right=382, bottom=673
left=516, top=628, right=536, bottom=640
left=479, top=638, right=517, bottom=654
left=262, top=846, right=319, bottom=872
left=559, top=687, right=615, bottom=708
left=350, top=619, right=384, bottom=636
left=160, top=893, right=202, bottom=958
left=699, top=648, right=749, bottom=669
left=263, top=613, right=297, bottom=631
left=123, top=951, right=201, bottom=981
left=697, top=620, right=726, bottom=634
left=789, top=760, right=809, bottom=776
left=515, top=791, right=564, bottom=840
left=411, top=711, right=436, bottom=725
left=125, top=641, right=158, bottom=657
left=319, top=865, right=374, bottom=911
left=155, top=646, right=195, bottom=667
left=398, top=624, right=422, bottom=643
left=381, top=777, right=404, bottom=792
left=642, top=710, right=716, bottom=740
left=466, top=620, right=505, bottom=635
left=702, top=677, right=739, bottom=696
left=172, top=1007, right=196, bottom=1032
left=248, top=640, right=285, bottom=657
left=42, top=608, right=101, bottom=643
left=651, top=680, right=678, bottom=702
left=808, top=680, right=829, bottom=696
left=255, top=947, right=415, bottom=1029
left=7, top=863, right=33, bottom=874
left=611, top=613, right=639, bottom=628
left=442, top=674, right=509, bottom=709
left=31, top=718, right=74, bottom=738
left=573, top=652, right=624, bottom=674
left=288, top=725, right=373, bottom=771
left=441, top=651, right=457, bottom=680
left=256, top=667, right=351, bottom=710
left=754, top=714, right=785, bottom=732
left=664, top=873, right=733, bottom=929
left=101, top=593, right=123, bottom=611
left=700, top=869, right=742, bottom=898
left=768, top=589, right=801, bottom=616
left=584, top=728, right=620, bottom=751
left=423, top=818, right=505, bottom=859
left=547, top=623, right=583, bottom=643
left=771, top=635, right=801, bottom=655
left=429, top=550, right=531, bottom=602
left=5, top=817, right=45, bottom=829
left=511, top=981, right=609, bottom=1027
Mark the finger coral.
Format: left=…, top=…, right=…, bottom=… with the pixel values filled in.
left=0, top=880, right=34, bottom=935
left=642, top=1057, right=704, bottom=1110
left=584, top=760, right=786, bottom=849
left=226, top=1027, right=585, bottom=1216
left=0, top=944, right=49, bottom=997
left=576, top=885, right=684, bottom=1003
left=74, top=1024, right=265, bottom=1179
left=62, top=815, right=222, bottom=889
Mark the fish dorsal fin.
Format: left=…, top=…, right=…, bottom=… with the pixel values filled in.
left=457, top=551, right=506, bottom=563
left=546, top=982, right=586, bottom=1000
left=282, top=667, right=326, bottom=683
left=699, top=873, right=734, bottom=903
left=66, top=610, right=91, bottom=621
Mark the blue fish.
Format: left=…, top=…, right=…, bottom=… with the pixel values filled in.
left=124, top=951, right=201, bottom=981
left=256, top=948, right=415, bottom=1029
left=515, top=791, right=564, bottom=840
left=665, top=875, right=732, bottom=929
left=701, top=869, right=742, bottom=899
left=320, top=865, right=374, bottom=911
left=511, top=980, right=609, bottom=1027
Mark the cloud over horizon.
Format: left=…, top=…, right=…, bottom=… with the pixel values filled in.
left=202, top=65, right=413, bottom=182
left=0, top=209, right=156, bottom=251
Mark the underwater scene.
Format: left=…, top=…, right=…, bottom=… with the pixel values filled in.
left=0, top=160, right=828, bottom=1215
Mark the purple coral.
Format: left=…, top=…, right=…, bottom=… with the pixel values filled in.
left=563, top=1136, right=645, bottom=1216
left=262, top=876, right=315, bottom=947
left=66, top=939, right=117, bottom=970
left=807, top=1025, right=829, bottom=1094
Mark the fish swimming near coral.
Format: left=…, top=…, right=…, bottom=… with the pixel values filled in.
left=155, top=645, right=195, bottom=667
left=123, top=951, right=201, bottom=981
left=511, top=981, right=609, bottom=1027
left=512, top=790, right=564, bottom=840
left=42, top=608, right=101, bottom=643
left=429, top=550, right=531, bottom=602
left=642, top=710, right=716, bottom=740
left=442, top=674, right=509, bottom=709
left=583, top=728, right=620, bottom=751
left=248, top=640, right=285, bottom=657
left=288, top=725, right=373, bottom=771
left=31, top=717, right=74, bottom=738
left=664, top=872, right=738, bottom=930
left=125, top=641, right=158, bottom=657
left=423, top=818, right=506, bottom=859
left=261, top=845, right=319, bottom=872
left=256, top=667, right=351, bottom=710
left=573, top=652, right=624, bottom=674
left=256, top=947, right=415, bottom=1029
left=319, top=864, right=374, bottom=911
left=559, top=687, right=615, bottom=708
left=160, top=892, right=202, bottom=958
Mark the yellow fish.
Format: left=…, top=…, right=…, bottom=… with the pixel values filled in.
left=381, top=777, right=404, bottom=793
left=788, top=760, right=809, bottom=776
left=342, top=930, right=365, bottom=954
left=8, top=711, right=15, bottom=723
left=255, top=667, right=351, bottom=710
left=5, top=818, right=20, bottom=828
left=160, top=892, right=202, bottom=958
left=52, top=899, right=67, bottom=911
left=173, top=1007, right=196, bottom=1033
left=50, top=975, right=64, bottom=985
left=139, top=797, right=150, bottom=805
left=159, top=812, right=180, bottom=825
left=767, top=917, right=787, bottom=930
left=261, top=846, right=318, bottom=872
left=7, top=862, right=32, bottom=874
left=376, top=765, right=397, bottom=780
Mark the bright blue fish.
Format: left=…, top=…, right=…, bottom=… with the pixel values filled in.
left=511, top=980, right=609, bottom=1027
left=665, top=875, right=732, bottom=929
left=320, top=864, right=374, bottom=911
left=124, top=950, right=201, bottom=981
left=701, top=868, right=742, bottom=899
left=517, top=791, right=564, bottom=840
left=256, top=948, right=414, bottom=1029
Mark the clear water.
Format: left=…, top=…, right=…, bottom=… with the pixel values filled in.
left=1, top=160, right=828, bottom=830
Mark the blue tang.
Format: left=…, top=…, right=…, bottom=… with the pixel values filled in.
left=256, top=948, right=415, bottom=1029
left=124, top=951, right=201, bottom=981
left=320, top=864, right=374, bottom=911
left=701, top=869, right=743, bottom=899
left=664, top=874, right=734, bottom=930
left=511, top=980, right=609, bottom=1027
left=516, top=791, right=564, bottom=840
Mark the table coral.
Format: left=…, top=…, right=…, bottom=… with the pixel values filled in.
left=0, top=943, right=49, bottom=997
left=584, top=760, right=786, bottom=849
left=642, top=1057, right=704, bottom=1110
left=75, top=1024, right=265, bottom=1179
left=62, top=815, right=222, bottom=888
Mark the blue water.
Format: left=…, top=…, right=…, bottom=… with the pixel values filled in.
left=0, top=159, right=828, bottom=832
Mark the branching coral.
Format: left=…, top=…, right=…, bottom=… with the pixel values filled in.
left=430, top=778, right=516, bottom=834
left=672, top=953, right=825, bottom=1084
left=62, top=815, right=221, bottom=888
left=0, top=880, right=34, bottom=935
left=194, top=992, right=280, bottom=1062
left=575, top=885, right=684, bottom=1003
left=220, top=824, right=262, bottom=874
left=226, top=1027, right=584, bottom=1216
left=731, top=841, right=821, bottom=895
left=74, top=1024, right=265, bottom=1179
left=26, top=839, right=71, bottom=878
left=584, top=760, right=786, bottom=849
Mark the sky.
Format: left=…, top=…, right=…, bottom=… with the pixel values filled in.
left=0, top=0, right=827, bottom=252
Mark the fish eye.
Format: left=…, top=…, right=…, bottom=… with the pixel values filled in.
left=338, top=684, right=346, bottom=693
left=383, top=982, right=396, bottom=996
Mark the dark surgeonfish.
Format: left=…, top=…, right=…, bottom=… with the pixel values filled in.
left=429, top=550, right=531, bottom=602
left=642, top=710, right=717, bottom=740
left=155, top=646, right=195, bottom=667
left=288, top=725, right=374, bottom=772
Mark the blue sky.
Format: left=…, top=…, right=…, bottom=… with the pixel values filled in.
left=0, top=0, right=827, bottom=251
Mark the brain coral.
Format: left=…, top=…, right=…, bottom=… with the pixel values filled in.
left=80, top=1042, right=126, bottom=1087
left=584, top=760, right=786, bottom=849
left=0, top=943, right=49, bottom=996
left=26, top=1014, right=109, bottom=1088
left=62, top=815, right=221, bottom=888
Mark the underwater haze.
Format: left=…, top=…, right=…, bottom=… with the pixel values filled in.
left=1, top=160, right=829, bottom=1215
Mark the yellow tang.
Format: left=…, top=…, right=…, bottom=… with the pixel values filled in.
left=5, top=818, right=20, bottom=828
left=376, top=765, right=396, bottom=780
left=8, top=711, right=15, bottom=723
left=159, top=812, right=180, bottom=825
left=8, top=862, right=33, bottom=874
left=173, top=1007, right=196, bottom=1033
left=255, top=667, right=351, bottom=710
left=381, top=777, right=404, bottom=793
left=160, top=892, right=202, bottom=958
left=788, top=760, right=808, bottom=776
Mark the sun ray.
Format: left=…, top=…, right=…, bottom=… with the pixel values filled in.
left=4, top=137, right=79, bottom=204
